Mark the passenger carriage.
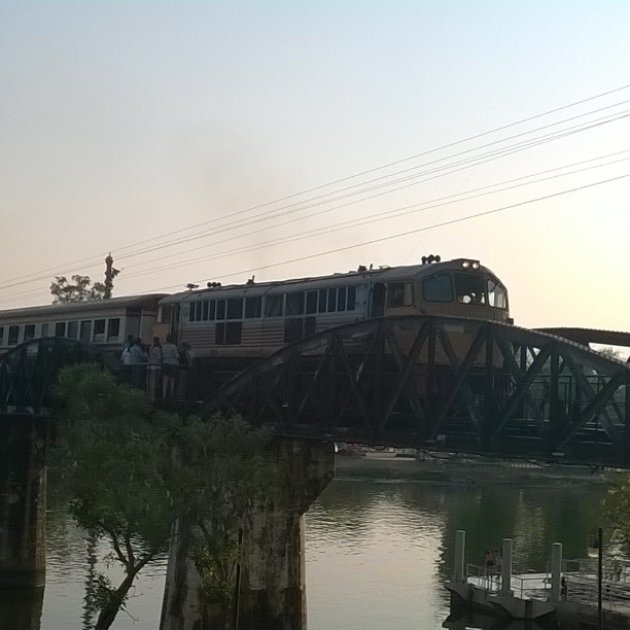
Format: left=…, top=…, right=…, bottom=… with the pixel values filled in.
left=0, top=294, right=166, bottom=356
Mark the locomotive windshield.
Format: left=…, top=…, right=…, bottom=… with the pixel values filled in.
left=454, top=273, right=486, bottom=305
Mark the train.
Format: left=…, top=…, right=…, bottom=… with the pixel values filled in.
left=0, top=257, right=511, bottom=365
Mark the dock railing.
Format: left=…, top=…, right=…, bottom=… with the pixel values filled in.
left=561, top=557, right=630, bottom=609
left=465, top=563, right=501, bottom=593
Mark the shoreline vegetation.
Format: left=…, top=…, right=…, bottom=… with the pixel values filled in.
left=333, top=450, right=622, bottom=486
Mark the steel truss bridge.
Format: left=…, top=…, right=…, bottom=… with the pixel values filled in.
left=2, top=318, right=630, bottom=465
left=205, top=316, right=630, bottom=466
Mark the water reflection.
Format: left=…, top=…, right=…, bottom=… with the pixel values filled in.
left=30, top=471, right=609, bottom=629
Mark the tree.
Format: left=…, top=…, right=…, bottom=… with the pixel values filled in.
left=50, top=274, right=106, bottom=303
left=53, top=365, right=279, bottom=629
left=53, top=365, right=177, bottom=629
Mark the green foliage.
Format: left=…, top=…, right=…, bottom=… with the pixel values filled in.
left=53, top=365, right=280, bottom=627
left=174, top=416, right=280, bottom=606
left=50, top=274, right=106, bottom=303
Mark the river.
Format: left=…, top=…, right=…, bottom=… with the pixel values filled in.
left=12, top=457, right=611, bottom=629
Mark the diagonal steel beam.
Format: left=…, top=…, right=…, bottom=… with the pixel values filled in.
left=557, top=371, right=626, bottom=450
left=429, top=325, right=487, bottom=439
left=561, top=351, right=620, bottom=443
left=490, top=344, right=552, bottom=440
left=377, top=321, right=430, bottom=433
left=492, top=333, right=545, bottom=427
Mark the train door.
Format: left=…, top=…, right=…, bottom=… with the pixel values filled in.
left=153, top=303, right=180, bottom=343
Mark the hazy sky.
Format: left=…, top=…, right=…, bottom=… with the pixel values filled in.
left=2, top=1, right=630, bottom=332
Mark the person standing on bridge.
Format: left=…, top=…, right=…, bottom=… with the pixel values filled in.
left=147, top=337, right=162, bottom=402
left=161, top=334, right=179, bottom=399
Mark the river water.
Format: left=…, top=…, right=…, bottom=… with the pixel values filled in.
left=17, top=459, right=610, bottom=629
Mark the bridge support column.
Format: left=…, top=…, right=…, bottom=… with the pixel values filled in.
left=160, top=438, right=335, bottom=630
left=0, top=417, right=48, bottom=589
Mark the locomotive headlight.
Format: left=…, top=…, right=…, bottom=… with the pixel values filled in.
left=461, top=261, right=470, bottom=268
left=471, top=261, right=480, bottom=270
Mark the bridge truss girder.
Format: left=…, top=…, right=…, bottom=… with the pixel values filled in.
left=0, top=338, right=108, bottom=415
left=205, top=316, right=630, bottom=466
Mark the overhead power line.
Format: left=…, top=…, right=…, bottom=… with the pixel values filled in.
left=139, top=172, right=630, bottom=292
left=3, top=82, right=630, bottom=289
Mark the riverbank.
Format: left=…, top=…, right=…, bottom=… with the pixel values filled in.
left=333, top=451, right=623, bottom=486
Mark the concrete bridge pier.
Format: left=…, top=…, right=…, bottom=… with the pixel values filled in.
left=0, top=417, right=48, bottom=590
left=160, top=438, right=335, bottom=630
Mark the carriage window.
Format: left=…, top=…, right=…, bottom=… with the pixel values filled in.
left=107, top=318, right=121, bottom=340
left=455, top=274, right=486, bottom=305
left=23, top=324, right=35, bottom=342
left=286, top=292, right=304, bottom=316
left=227, top=298, right=243, bottom=320
left=265, top=295, right=283, bottom=317
left=80, top=320, right=91, bottom=342
left=337, top=286, right=347, bottom=312
left=347, top=285, right=356, bottom=311
left=208, top=300, right=216, bottom=320
left=67, top=321, right=78, bottom=339
left=41, top=323, right=48, bottom=337
left=8, top=325, right=19, bottom=345
left=93, top=319, right=106, bottom=341
left=55, top=322, right=66, bottom=337
left=487, top=279, right=508, bottom=309
left=245, top=296, right=262, bottom=318
left=423, top=273, right=453, bottom=302
left=0, top=326, right=4, bottom=344
left=388, top=282, right=413, bottom=307
left=202, top=301, right=209, bottom=321
left=327, top=288, right=336, bottom=312
left=318, top=289, right=327, bottom=313
left=216, top=299, right=226, bottom=320
left=306, top=291, right=318, bottom=315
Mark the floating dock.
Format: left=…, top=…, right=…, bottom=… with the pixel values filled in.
left=445, top=530, right=630, bottom=629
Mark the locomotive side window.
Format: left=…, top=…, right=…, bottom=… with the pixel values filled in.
left=245, top=296, right=262, bottom=318
left=0, top=326, right=4, bottom=344
left=487, top=279, right=508, bottom=309
left=388, top=282, right=413, bottom=307
left=227, top=298, right=243, bottom=320
left=327, top=288, right=336, bottom=312
left=216, top=300, right=226, bottom=320
left=55, top=322, right=66, bottom=337
left=318, top=289, right=327, bottom=313
left=337, top=286, right=347, bottom=311
left=306, top=291, right=318, bottom=314
left=286, top=292, right=305, bottom=316
left=41, top=323, right=48, bottom=337
left=347, top=285, right=356, bottom=311
left=8, top=325, right=19, bottom=345
left=455, top=274, right=486, bottom=305
left=422, top=274, right=453, bottom=302
left=265, top=295, right=283, bottom=317
left=67, top=321, right=78, bottom=339
left=23, top=324, right=35, bottom=342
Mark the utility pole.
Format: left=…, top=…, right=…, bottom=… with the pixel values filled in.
left=104, top=253, right=119, bottom=299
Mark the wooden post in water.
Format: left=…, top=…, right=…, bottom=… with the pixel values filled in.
left=453, top=530, right=465, bottom=583
left=598, top=527, right=603, bottom=630
left=550, top=542, right=562, bottom=602
left=500, top=538, right=513, bottom=596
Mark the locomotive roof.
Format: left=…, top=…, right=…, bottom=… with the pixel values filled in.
left=160, top=258, right=501, bottom=304
left=0, top=293, right=168, bottom=320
